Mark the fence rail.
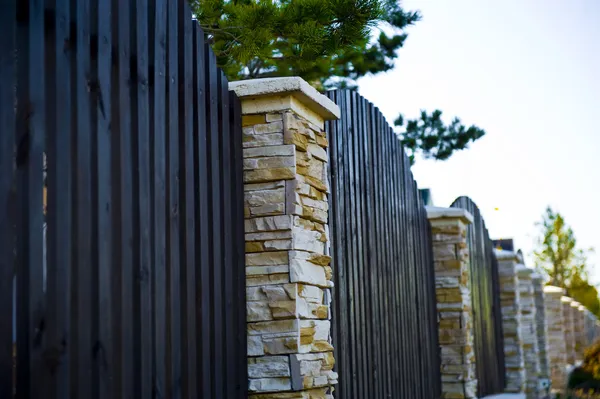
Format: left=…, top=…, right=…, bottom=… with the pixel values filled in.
left=326, top=90, right=441, bottom=399
left=451, top=197, right=506, bottom=397
left=0, top=0, right=246, bottom=397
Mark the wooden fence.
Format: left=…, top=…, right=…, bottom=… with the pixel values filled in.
left=451, top=197, right=506, bottom=397
left=0, top=0, right=246, bottom=397
left=326, top=90, right=441, bottom=399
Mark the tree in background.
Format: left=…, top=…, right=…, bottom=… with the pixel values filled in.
left=394, top=110, right=486, bottom=164
left=191, top=0, right=487, bottom=164
left=533, top=206, right=599, bottom=316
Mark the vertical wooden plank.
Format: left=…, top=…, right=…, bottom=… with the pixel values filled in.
left=177, top=3, right=197, bottom=398
left=193, top=26, right=211, bottom=399
left=130, top=0, right=152, bottom=396
left=15, top=0, right=46, bottom=396
left=166, top=0, right=182, bottom=395
left=218, top=70, right=234, bottom=399
left=96, top=0, right=113, bottom=395
left=71, top=0, right=93, bottom=396
left=0, top=1, right=16, bottom=397
left=151, top=0, right=167, bottom=397
left=112, top=0, right=134, bottom=396
left=205, top=45, right=223, bottom=397
left=45, top=0, right=73, bottom=395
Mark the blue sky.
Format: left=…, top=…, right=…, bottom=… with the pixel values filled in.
left=357, top=0, right=600, bottom=283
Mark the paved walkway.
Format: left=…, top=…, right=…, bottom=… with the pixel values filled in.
left=482, top=394, right=526, bottom=399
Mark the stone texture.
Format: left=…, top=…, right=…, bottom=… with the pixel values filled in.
left=532, top=274, right=550, bottom=386
left=562, top=296, right=576, bottom=365
left=236, top=78, right=339, bottom=396
left=516, top=266, right=539, bottom=399
left=495, top=249, right=526, bottom=394
left=543, top=285, right=567, bottom=394
left=427, top=208, right=477, bottom=399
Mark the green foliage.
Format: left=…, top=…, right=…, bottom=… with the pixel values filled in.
left=534, top=207, right=599, bottom=316
left=394, top=110, right=486, bottom=164
left=189, top=0, right=421, bottom=89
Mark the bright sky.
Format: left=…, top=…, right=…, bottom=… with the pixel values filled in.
left=357, top=0, right=600, bottom=283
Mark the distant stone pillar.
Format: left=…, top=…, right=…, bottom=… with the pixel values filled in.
left=231, top=77, right=340, bottom=398
left=532, top=274, right=550, bottom=388
left=562, top=297, right=576, bottom=365
left=571, top=299, right=583, bottom=364
left=543, top=286, right=567, bottom=394
left=576, top=304, right=587, bottom=361
left=517, top=266, right=539, bottom=399
left=426, top=206, right=477, bottom=399
left=495, top=249, right=526, bottom=393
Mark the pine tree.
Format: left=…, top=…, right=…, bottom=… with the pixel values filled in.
left=189, top=0, right=420, bottom=90
left=191, top=0, right=487, bottom=163
left=394, top=110, right=486, bottom=165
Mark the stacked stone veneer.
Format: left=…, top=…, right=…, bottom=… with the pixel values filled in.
left=562, top=297, right=576, bottom=365
left=543, top=286, right=567, bottom=393
left=532, top=274, right=550, bottom=386
left=570, top=301, right=583, bottom=363
left=426, top=207, right=477, bottom=399
left=516, top=266, right=539, bottom=399
left=230, top=77, right=340, bottom=398
left=495, top=249, right=526, bottom=393
left=576, top=304, right=587, bottom=361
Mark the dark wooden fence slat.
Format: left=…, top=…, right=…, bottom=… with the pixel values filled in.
left=131, top=0, right=152, bottom=396
left=166, top=1, right=182, bottom=396
left=15, top=0, right=46, bottom=397
left=96, top=0, right=114, bottom=395
left=177, top=3, right=198, bottom=398
left=45, top=0, right=74, bottom=395
left=114, top=0, right=135, bottom=396
left=193, top=25, right=212, bottom=399
left=151, top=0, right=168, bottom=396
left=206, top=45, right=223, bottom=398
left=72, top=0, right=94, bottom=396
left=0, top=0, right=16, bottom=396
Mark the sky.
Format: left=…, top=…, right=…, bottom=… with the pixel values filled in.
left=357, top=0, right=600, bottom=283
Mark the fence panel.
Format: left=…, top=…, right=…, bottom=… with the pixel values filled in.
left=1, top=0, right=246, bottom=397
left=451, top=196, right=506, bottom=396
left=326, top=90, right=441, bottom=399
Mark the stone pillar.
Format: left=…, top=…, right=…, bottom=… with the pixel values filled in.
left=517, top=265, right=539, bottom=399
left=571, top=301, right=584, bottom=363
left=576, top=304, right=587, bottom=360
left=495, top=249, right=526, bottom=393
left=426, top=206, right=477, bottom=399
left=562, top=297, right=576, bottom=365
left=230, top=77, right=340, bottom=398
left=532, top=274, right=550, bottom=390
left=543, top=286, right=567, bottom=394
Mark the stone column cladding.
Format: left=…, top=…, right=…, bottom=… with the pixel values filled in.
left=562, top=296, right=576, bottom=365
left=230, top=77, right=341, bottom=398
left=569, top=301, right=582, bottom=362
left=495, top=249, right=526, bottom=393
left=516, top=265, right=540, bottom=399
left=543, top=286, right=567, bottom=393
left=426, top=207, right=477, bottom=399
left=573, top=302, right=586, bottom=361
left=532, top=274, right=550, bottom=383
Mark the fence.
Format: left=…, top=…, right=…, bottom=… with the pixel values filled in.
left=326, top=90, right=441, bottom=399
left=451, top=197, right=506, bottom=396
left=0, top=0, right=246, bottom=397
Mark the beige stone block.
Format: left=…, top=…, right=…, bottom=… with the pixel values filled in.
left=244, top=132, right=285, bottom=148
left=245, top=167, right=296, bottom=183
